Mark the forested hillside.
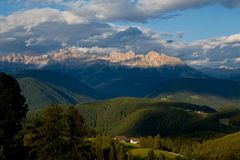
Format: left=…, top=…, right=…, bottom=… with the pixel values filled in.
left=195, top=131, right=240, bottom=159
left=156, top=92, right=240, bottom=110
left=75, top=98, right=232, bottom=136
left=18, top=77, right=93, bottom=109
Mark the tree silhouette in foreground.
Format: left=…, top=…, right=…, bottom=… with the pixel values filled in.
left=0, top=73, right=28, bottom=160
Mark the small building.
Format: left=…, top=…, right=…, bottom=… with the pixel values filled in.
left=130, top=138, right=140, bottom=144
left=114, top=136, right=129, bottom=142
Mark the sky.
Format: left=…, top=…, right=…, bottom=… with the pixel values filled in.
left=0, top=0, right=240, bottom=68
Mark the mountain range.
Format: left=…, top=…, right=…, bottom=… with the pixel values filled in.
left=0, top=48, right=184, bottom=69
left=199, top=67, right=240, bottom=79
left=1, top=48, right=240, bottom=110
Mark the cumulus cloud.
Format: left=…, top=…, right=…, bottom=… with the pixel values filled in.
left=23, top=0, right=85, bottom=10
left=235, top=57, right=240, bottom=62
left=0, top=8, right=89, bottom=33
left=28, top=0, right=64, bottom=2
left=17, top=0, right=240, bottom=22
left=186, top=58, right=210, bottom=66
left=0, top=22, right=114, bottom=54
left=68, top=0, right=240, bottom=22
left=163, top=33, right=240, bottom=68
left=224, top=33, right=240, bottom=43
left=75, top=46, right=119, bottom=55
left=83, top=0, right=239, bottom=21
left=0, top=1, right=240, bottom=68
left=0, top=7, right=240, bottom=68
left=139, top=0, right=240, bottom=15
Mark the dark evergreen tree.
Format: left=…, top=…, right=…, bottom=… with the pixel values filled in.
left=116, top=143, right=126, bottom=160
left=154, top=135, right=161, bottom=150
left=0, top=73, right=28, bottom=160
left=109, top=143, right=116, bottom=160
left=158, top=154, right=166, bottom=160
left=147, top=150, right=156, bottom=160
left=93, top=136, right=112, bottom=160
left=22, top=105, right=91, bottom=160
left=127, top=151, right=133, bottom=160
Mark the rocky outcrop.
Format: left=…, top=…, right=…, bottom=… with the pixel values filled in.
left=106, top=50, right=183, bottom=67
left=0, top=48, right=184, bottom=68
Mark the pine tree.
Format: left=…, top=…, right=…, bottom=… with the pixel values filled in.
left=147, top=150, right=156, bottom=160
left=128, top=151, right=133, bottom=160
left=22, top=105, right=90, bottom=160
left=0, top=73, right=28, bottom=160
left=158, top=154, right=166, bottom=160
left=117, top=145, right=126, bottom=160
left=109, top=143, right=116, bottom=160
left=154, top=134, right=161, bottom=150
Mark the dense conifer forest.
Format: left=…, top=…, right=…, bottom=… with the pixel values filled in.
left=1, top=73, right=240, bottom=160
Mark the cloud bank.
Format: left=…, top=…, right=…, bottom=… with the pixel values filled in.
left=19, top=0, right=240, bottom=22
left=0, top=0, right=240, bottom=68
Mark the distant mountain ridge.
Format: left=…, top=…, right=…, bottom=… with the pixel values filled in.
left=12, top=69, right=240, bottom=110
left=18, top=77, right=93, bottom=109
left=3, top=48, right=240, bottom=111
left=13, top=70, right=96, bottom=108
left=108, top=50, right=183, bottom=67
left=0, top=48, right=184, bottom=69
left=151, top=78, right=240, bottom=98
left=200, top=67, right=240, bottom=79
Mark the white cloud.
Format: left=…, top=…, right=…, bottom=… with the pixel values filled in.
left=0, top=2, right=240, bottom=68
left=0, top=8, right=88, bottom=33
left=0, top=7, right=116, bottom=53
left=219, top=65, right=236, bottom=70
left=0, top=21, right=240, bottom=68
left=76, top=46, right=119, bottom=55
left=28, top=0, right=64, bottom=2
left=21, top=0, right=240, bottom=22
left=64, top=1, right=84, bottom=9
left=158, top=32, right=240, bottom=68
left=186, top=58, right=209, bottom=65
left=224, top=34, right=240, bottom=43
left=68, top=0, right=240, bottom=22
left=138, top=0, right=240, bottom=14
left=235, top=57, right=240, bottom=62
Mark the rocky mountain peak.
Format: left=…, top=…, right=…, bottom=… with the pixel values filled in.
left=0, top=48, right=184, bottom=68
left=145, top=51, right=162, bottom=61
left=107, top=50, right=184, bottom=67
left=109, top=50, right=136, bottom=62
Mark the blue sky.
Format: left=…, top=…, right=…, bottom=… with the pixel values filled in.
left=116, top=4, right=240, bottom=42
left=1, top=1, right=240, bottom=41
left=0, top=0, right=240, bottom=68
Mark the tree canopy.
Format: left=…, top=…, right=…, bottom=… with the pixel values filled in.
left=0, top=73, right=28, bottom=160
left=22, top=105, right=93, bottom=160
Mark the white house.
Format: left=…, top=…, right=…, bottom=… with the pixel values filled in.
left=130, top=138, right=140, bottom=144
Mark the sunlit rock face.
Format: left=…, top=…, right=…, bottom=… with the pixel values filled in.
left=0, top=48, right=184, bottom=68
left=107, top=50, right=183, bottom=68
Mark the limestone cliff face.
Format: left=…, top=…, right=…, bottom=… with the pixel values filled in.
left=107, top=50, right=183, bottom=67
left=0, top=48, right=184, bottom=68
left=108, top=50, right=136, bottom=62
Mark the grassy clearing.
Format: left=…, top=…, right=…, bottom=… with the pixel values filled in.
left=122, top=142, right=182, bottom=160
left=130, top=148, right=181, bottom=160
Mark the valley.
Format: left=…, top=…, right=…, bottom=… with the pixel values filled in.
left=1, top=50, right=240, bottom=160
left=1, top=1, right=240, bottom=159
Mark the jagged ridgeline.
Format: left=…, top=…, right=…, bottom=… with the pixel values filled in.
left=0, top=49, right=184, bottom=68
